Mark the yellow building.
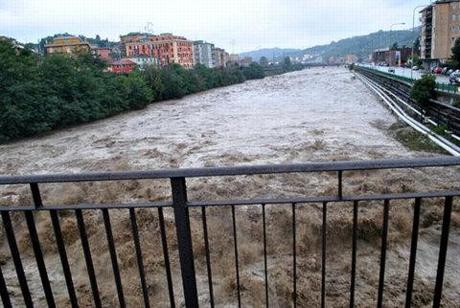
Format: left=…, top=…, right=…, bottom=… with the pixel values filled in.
left=45, top=36, right=91, bottom=55
left=421, top=0, right=460, bottom=64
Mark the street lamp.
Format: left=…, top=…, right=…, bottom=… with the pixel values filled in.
left=390, top=23, right=406, bottom=67
left=411, top=4, right=429, bottom=79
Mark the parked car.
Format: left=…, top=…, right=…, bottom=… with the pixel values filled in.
left=388, top=68, right=395, bottom=73
left=432, top=67, right=443, bottom=74
left=412, top=66, right=420, bottom=71
left=442, top=67, right=449, bottom=75
left=447, top=69, right=454, bottom=75
left=449, top=72, right=460, bottom=84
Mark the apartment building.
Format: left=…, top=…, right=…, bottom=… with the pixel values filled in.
left=122, top=33, right=193, bottom=68
left=44, top=36, right=91, bottom=55
left=420, top=0, right=460, bottom=65
left=92, top=47, right=112, bottom=62
left=212, top=47, right=229, bottom=68
left=193, top=41, right=214, bottom=67
left=372, top=47, right=412, bottom=66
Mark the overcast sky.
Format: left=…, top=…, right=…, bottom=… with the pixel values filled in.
left=1, top=0, right=430, bottom=53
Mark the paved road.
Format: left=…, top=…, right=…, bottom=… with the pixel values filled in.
left=358, top=64, right=451, bottom=84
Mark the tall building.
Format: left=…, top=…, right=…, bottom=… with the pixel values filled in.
left=212, top=47, right=229, bottom=68
left=122, top=33, right=193, bottom=68
left=420, top=0, right=460, bottom=65
left=193, top=41, right=214, bottom=67
left=45, top=36, right=91, bottom=55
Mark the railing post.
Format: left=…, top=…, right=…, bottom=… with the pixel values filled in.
left=171, top=177, right=199, bottom=307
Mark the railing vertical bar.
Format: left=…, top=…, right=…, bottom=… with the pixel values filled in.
left=50, top=210, right=78, bottom=308
left=30, top=183, right=43, bottom=208
left=24, top=212, right=55, bottom=307
left=201, top=206, right=215, bottom=308
left=432, top=196, right=453, bottom=308
left=338, top=171, right=343, bottom=199
left=321, top=202, right=327, bottom=308
left=75, top=210, right=101, bottom=308
left=1, top=212, right=32, bottom=307
left=129, top=209, right=150, bottom=308
left=102, top=209, right=125, bottom=307
left=349, top=201, right=358, bottom=308
left=262, top=203, right=269, bottom=307
left=0, top=264, right=11, bottom=307
left=170, top=177, right=198, bottom=307
left=158, top=207, right=175, bottom=308
left=232, top=205, right=242, bottom=308
left=292, top=202, right=297, bottom=308
left=405, top=198, right=421, bottom=308
left=377, top=200, right=390, bottom=308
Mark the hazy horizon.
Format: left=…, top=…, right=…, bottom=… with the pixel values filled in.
left=1, top=0, right=429, bottom=53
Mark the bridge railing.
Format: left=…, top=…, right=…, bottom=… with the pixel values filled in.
left=0, top=157, right=459, bottom=307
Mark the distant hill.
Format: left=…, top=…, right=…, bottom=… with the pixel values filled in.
left=241, top=29, right=420, bottom=63
left=303, top=29, right=420, bottom=61
left=239, top=48, right=303, bottom=61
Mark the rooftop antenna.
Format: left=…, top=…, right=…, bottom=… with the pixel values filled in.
left=230, top=39, right=236, bottom=54
left=144, top=22, right=155, bottom=35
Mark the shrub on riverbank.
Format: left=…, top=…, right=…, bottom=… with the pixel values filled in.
left=410, top=74, right=436, bottom=107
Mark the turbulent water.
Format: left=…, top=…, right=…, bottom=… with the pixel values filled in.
left=0, top=67, right=418, bottom=176
left=0, top=67, right=459, bottom=307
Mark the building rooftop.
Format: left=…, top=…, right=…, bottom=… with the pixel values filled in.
left=112, top=58, right=137, bottom=65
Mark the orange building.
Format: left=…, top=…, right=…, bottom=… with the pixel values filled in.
left=92, top=47, right=112, bottom=62
left=123, top=33, right=194, bottom=68
left=151, top=33, right=193, bottom=67
left=110, top=58, right=137, bottom=74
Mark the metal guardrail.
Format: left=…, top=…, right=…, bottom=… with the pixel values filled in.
left=0, top=157, right=459, bottom=307
left=355, top=66, right=459, bottom=94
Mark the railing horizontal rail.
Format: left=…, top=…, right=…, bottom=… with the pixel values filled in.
left=187, top=190, right=460, bottom=207
left=0, top=201, right=172, bottom=212
left=0, top=157, right=459, bottom=185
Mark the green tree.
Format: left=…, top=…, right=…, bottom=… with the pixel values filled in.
left=242, top=63, right=265, bottom=79
left=450, top=38, right=460, bottom=68
left=282, top=57, right=292, bottom=70
left=259, top=56, right=269, bottom=67
left=410, top=75, right=436, bottom=108
left=390, top=42, right=399, bottom=50
left=413, top=36, right=420, bottom=52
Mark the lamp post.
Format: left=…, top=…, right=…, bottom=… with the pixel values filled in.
left=390, top=23, right=406, bottom=68
left=411, top=4, right=429, bottom=79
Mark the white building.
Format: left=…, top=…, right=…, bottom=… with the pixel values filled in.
left=128, top=56, right=157, bottom=70
left=193, top=41, right=214, bottom=68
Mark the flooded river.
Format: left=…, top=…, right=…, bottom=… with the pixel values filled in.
left=0, top=67, right=420, bottom=176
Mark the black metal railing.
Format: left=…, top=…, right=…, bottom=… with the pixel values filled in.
left=0, top=157, right=459, bottom=307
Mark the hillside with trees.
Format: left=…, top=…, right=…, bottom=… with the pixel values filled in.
left=242, top=29, right=420, bottom=63
left=303, top=29, right=420, bottom=61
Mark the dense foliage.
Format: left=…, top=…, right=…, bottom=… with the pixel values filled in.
left=449, top=38, right=460, bottom=69
left=0, top=40, right=153, bottom=142
left=1, top=40, right=289, bottom=142
left=410, top=74, right=436, bottom=107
